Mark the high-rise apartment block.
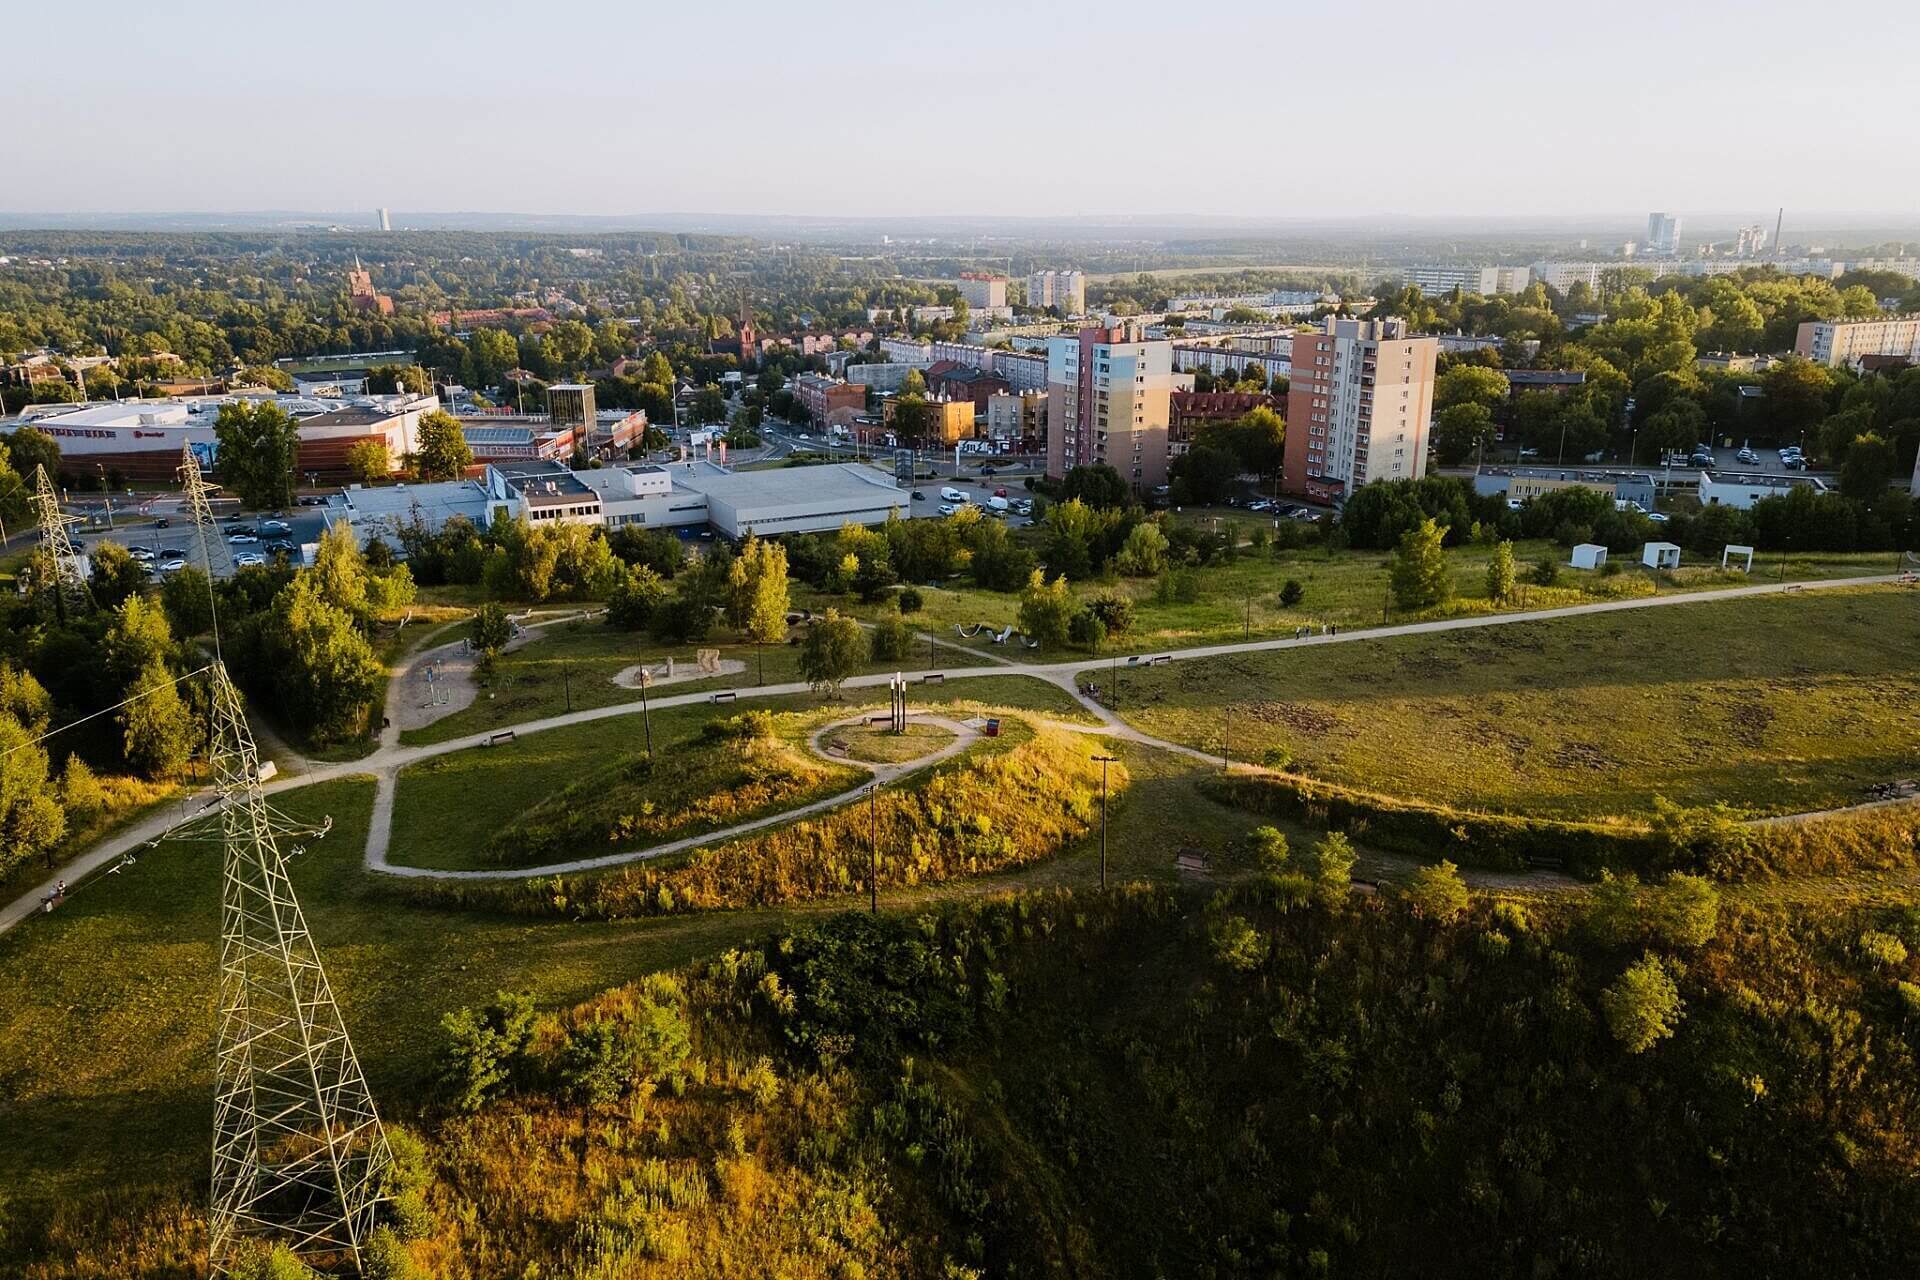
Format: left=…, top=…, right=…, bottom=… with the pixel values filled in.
left=1647, top=212, right=1683, bottom=256
left=1794, top=315, right=1920, bottom=368
left=955, top=272, right=1008, bottom=310
left=1404, top=265, right=1532, bottom=297
left=1282, top=318, right=1438, bottom=502
left=1045, top=324, right=1174, bottom=492
left=1026, top=269, right=1086, bottom=314
left=377, top=207, right=392, bottom=232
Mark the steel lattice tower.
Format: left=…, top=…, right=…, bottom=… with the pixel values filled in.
left=30, top=462, right=91, bottom=616
left=178, top=442, right=236, bottom=582
left=203, top=659, right=393, bottom=1275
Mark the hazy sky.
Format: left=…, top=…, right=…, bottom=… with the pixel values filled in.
left=11, top=0, right=1919, bottom=220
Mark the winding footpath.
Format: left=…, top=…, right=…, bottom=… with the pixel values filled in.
left=1, top=573, right=1908, bottom=935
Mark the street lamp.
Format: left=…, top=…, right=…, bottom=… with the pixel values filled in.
left=867, top=783, right=880, bottom=913
left=1093, top=755, right=1118, bottom=889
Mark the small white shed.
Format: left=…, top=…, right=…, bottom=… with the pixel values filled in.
left=1642, top=541, right=1682, bottom=569
left=1722, top=544, right=1755, bottom=571
left=1570, top=543, right=1609, bottom=570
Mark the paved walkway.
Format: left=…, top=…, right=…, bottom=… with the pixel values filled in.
left=1, top=573, right=1902, bottom=934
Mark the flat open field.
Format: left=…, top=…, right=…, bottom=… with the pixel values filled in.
left=814, top=539, right=1896, bottom=660
left=1104, top=585, right=1920, bottom=821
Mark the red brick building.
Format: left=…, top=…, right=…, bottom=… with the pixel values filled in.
left=926, top=361, right=1010, bottom=410
left=1168, top=390, right=1279, bottom=455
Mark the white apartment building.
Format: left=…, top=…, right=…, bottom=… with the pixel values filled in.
left=1283, top=318, right=1438, bottom=502
left=1026, top=269, right=1086, bottom=315
left=1647, top=212, right=1683, bottom=256
left=1794, top=315, right=1920, bottom=368
left=1045, top=324, right=1175, bottom=491
left=955, top=273, right=1008, bottom=309
left=1403, top=265, right=1532, bottom=296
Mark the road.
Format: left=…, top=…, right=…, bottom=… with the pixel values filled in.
left=0, top=572, right=1906, bottom=935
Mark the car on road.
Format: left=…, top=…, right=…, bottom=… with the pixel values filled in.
left=993, top=487, right=1008, bottom=498
left=126, top=546, right=156, bottom=560
left=234, top=552, right=267, bottom=567
left=911, top=491, right=926, bottom=501
left=1645, top=511, right=1671, bottom=523
left=228, top=531, right=258, bottom=544
left=1247, top=499, right=1273, bottom=512
left=1689, top=450, right=1715, bottom=467
left=1517, top=447, right=1539, bottom=458
left=938, top=503, right=957, bottom=516
left=153, top=517, right=170, bottom=528
left=158, top=558, right=187, bottom=573
left=297, top=496, right=326, bottom=507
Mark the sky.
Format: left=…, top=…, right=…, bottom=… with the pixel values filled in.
left=9, top=0, right=1920, bottom=222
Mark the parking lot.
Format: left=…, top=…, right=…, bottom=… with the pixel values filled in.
left=71, top=497, right=334, bottom=577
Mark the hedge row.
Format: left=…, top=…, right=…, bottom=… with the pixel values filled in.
left=1201, top=772, right=1665, bottom=877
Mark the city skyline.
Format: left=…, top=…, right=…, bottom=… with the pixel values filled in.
left=8, top=0, right=1920, bottom=220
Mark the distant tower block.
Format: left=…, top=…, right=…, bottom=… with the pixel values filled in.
left=377, top=207, right=392, bottom=232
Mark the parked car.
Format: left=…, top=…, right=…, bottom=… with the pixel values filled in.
left=297, top=496, right=325, bottom=507
left=1736, top=447, right=1758, bottom=464
left=234, top=552, right=267, bottom=567
left=993, top=487, right=1008, bottom=498
left=126, top=546, right=156, bottom=560
left=938, top=503, right=957, bottom=516
left=261, top=519, right=291, bottom=534
left=228, top=531, right=259, bottom=544
left=266, top=539, right=297, bottom=554
left=158, top=558, right=188, bottom=573
left=911, top=491, right=926, bottom=501
left=939, top=487, right=966, bottom=502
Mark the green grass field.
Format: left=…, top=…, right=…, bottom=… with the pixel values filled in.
left=388, top=677, right=1097, bottom=871
left=1102, top=585, right=1920, bottom=821
left=812, top=538, right=1897, bottom=661
left=833, top=719, right=955, bottom=763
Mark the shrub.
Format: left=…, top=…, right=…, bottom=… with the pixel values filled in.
left=897, top=586, right=924, bottom=614
left=870, top=607, right=916, bottom=662
left=1278, top=578, right=1305, bottom=608
left=1529, top=556, right=1560, bottom=587
left=1248, top=825, right=1290, bottom=876
left=437, top=990, right=537, bottom=1112
left=469, top=601, right=513, bottom=657
left=1860, top=930, right=1910, bottom=968
left=1485, top=540, right=1516, bottom=603
left=361, top=1227, right=427, bottom=1280
left=1307, top=832, right=1356, bottom=904
left=1649, top=874, right=1720, bottom=948
left=558, top=992, right=692, bottom=1104
left=1601, top=953, right=1684, bottom=1053
left=1405, top=859, right=1470, bottom=922
left=1211, top=915, right=1266, bottom=972
left=1085, top=589, right=1135, bottom=637
left=1067, top=609, right=1107, bottom=651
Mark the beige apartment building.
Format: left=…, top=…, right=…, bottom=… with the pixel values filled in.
left=1283, top=317, right=1438, bottom=502
left=1045, top=324, right=1174, bottom=492
left=1794, top=315, right=1920, bottom=367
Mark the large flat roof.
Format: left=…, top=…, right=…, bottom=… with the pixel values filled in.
left=682, top=463, right=903, bottom=508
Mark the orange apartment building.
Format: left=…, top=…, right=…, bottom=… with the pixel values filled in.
left=1283, top=318, right=1437, bottom=502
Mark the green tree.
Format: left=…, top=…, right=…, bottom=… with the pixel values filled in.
left=261, top=576, right=384, bottom=744
left=869, top=605, right=915, bottom=662
left=1485, top=539, right=1517, bottom=602
left=800, top=610, right=866, bottom=695
left=1838, top=432, right=1895, bottom=499
left=1307, top=831, right=1356, bottom=904
left=105, top=595, right=174, bottom=686
left=1170, top=444, right=1239, bottom=505
left=605, top=563, right=667, bottom=631
left=1249, top=825, right=1290, bottom=877
left=1405, top=859, right=1470, bottom=922
left=88, top=540, right=148, bottom=608
left=437, top=991, right=538, bottom=1113
left=414, top=409, right=474, bottom=482
left=309, top=522, right=371, bottom=623
left=213, top=400, right=300, bottom=509
left=469, top=601, right=513, bottom=657
left=346, top=438, right=390, bottom=485
left=1601, top=953, right=1684, bottom=1053
left=161, top=565, right=214, bottom=638
left=725, top=535, right=791, bottom=644
left=1433, top=403, right=1495, bottom=465
left=1113, top=522, right=1169, bottom=577
left=4, top=428, right=62, bottom=492
left=1434, top=364, right=1511, bottom=413
left=1017, top=570, right=1075, bottom=647
left=0, top=710, right=65, bottom=876
left=121, top=657, right=194, bottom=778
left=1060, top=463, right=1130, bottom=509
left=1649, top=873, right=1720, bottom=949
left=1390, top=517, right=1452, bottom=610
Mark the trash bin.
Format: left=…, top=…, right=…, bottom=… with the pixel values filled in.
left=983, top=718, right=1001, bottom=738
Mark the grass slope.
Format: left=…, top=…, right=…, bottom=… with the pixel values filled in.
left=1107, top=585, right=1920, bottom=820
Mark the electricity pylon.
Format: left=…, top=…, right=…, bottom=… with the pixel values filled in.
left=194, top=659, right=392, bottom=1275
left=30, top=463, right=91, bottom=617
left=178, top=442, right=235, bottom=582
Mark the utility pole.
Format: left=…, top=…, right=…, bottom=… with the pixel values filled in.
left=1222, top=706, right=1231, bottom=773
left=1244, top=594, right=1252, bottom=641
left=639, top=666, right=654, bottom=760
left=867, top=784, right=880, bottom=913
left=1093, top=755, right=1118, bottom=889
left=563, top=662, right=572, bottom=713
left=31, top=464, right=91, bottom=622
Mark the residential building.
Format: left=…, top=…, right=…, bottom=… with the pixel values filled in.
left=1696, top=352, right=1780, bottom=374
left=1045, top=323, right=1175, bottom=491
left=1168, top=391, right=1278, bottom=457
left=377, top=207, right=392, bottom=232
left=1647, top=212, right=1683, bottom=256
left=955, top=272, right=1008, bottom=310
left=844, top=361, right=929, bottom=392
left=985, top=390, right=1045, bottom=447
left=1501, top=370, right=1587, bottom=396
left=884, top=395, right=975, bottom=446
left=925, top=361, right=1010, bottom=410
left=1403, top=266, right=1532, bottom=296
left=1698, top=470, right=1828, bottom=509
left=1171, top=343, right=1292, bottom=384
left=1026, top=269, right=1086, bottom=314
left=1282, top=317, right=1438, bottom=502
left=1793, top=315, right=1920, bottom=368
left=791, top=373, right=867, bottom=422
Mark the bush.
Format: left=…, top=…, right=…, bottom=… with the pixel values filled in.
left=1248, top=825, right=1289, bottom=876
left=558, top=990, right=692, bottom=1104
left=1067, top=609, right=1107, bottom=651
left=1085, top=589, right=1135, bottom=637
left=437, top=991, right=537, bottom=1112
left=1278, top=579, right=1305, bottom=608
left=897, top=586, right=924, bottom=614
left=870, top=608, right=916, bottom=662
left=1529, top=556, right=1560, bottom=587
left=362, top=1227, right=427, bottom=1280
left=1405, top=859, right=1470, bottom=922
left=1601, top=953, right=1684, bottom=1053
left=1860, top=930, right=1910, bottom=968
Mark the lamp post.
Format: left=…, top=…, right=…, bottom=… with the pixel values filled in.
left=97, top=464, right=113, bottom=529
left=1222, top=706, right=1231, bottom=773
left=867, top=783, right=880, bottom=913
left=639, top=665, right=654, bottom=761
left=1093, top=755, right=1118, bottom=889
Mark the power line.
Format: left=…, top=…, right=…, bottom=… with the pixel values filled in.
left=0, top=664, right=214, bottom=759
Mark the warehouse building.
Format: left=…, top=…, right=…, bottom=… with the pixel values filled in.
left=685, top=464, right=909, bottom=538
